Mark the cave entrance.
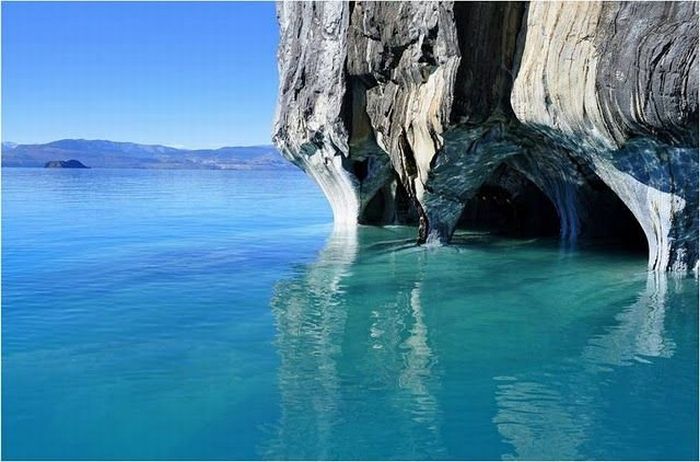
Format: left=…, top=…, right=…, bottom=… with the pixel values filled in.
left=359, top=176, right=420, bottom=226
left=361, top=187, right=387, bottom=225
left=582, top=177, right=648, bottom=254
left=455, top=163, right=648, bottom=254
left=457, top=168, right=560, bottom=238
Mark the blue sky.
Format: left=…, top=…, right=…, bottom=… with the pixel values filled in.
left=2, top=1, right=279, bottom=148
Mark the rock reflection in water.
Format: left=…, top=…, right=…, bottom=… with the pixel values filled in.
left=263, top=227, right=697, bottom=460
left=264, top=229, right=357, bottom=460
left=264, top=228, right=444, bottom=459
left=494, top=272, right=688, bottom=460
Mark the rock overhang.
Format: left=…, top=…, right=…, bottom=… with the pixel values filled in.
left=273, top=0, right=699, bottom=274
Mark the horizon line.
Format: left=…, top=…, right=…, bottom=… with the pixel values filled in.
left=2, top=138, right=277, bottom=151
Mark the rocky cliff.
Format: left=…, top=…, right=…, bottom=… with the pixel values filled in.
left=273, top=1, right=699, bottom=273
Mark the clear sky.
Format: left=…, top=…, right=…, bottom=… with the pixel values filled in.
left=2, top=1, right=280, bottom=148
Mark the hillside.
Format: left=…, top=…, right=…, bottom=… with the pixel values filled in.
left=1, top=139, right=291, bottom=170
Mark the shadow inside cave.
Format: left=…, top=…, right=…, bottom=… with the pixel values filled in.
left=357, top=159, right=648, bottom=257
left=360, top=176, right=419, bottom=226
left=456, top=181, right=559, bottom=239
left=452, top=163, right=648, bottom=255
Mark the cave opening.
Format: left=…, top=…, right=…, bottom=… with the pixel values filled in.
left=454, top=163, right=648, bottom=254
left=456, top=170, right=560, bottom=238
left=581, top=177, right=648, bottom=254
left=361, top=187, right=386, bottom=225
left=359, top=176, right=420, bottom=226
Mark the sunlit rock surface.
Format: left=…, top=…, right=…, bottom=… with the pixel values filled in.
left=273, top=0, right=698, bottom=273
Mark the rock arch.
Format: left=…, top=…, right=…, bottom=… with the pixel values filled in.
left=273, top=1, right=698, bottom=273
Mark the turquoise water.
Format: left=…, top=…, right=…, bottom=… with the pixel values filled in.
left=3, top=168, right=698, bottom=460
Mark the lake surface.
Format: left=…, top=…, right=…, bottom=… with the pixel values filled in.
left=3, top=168, right=698, bottom=460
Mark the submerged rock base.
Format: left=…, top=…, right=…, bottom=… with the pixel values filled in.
left=273, top=1, right=699, bottom=273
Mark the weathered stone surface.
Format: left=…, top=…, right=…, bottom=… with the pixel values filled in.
left=273, top=2, right=357, bottom=226
left=273, top=0, right=699, bottom=273
left=347, top=1, right=462, bottom=240
left=511, top=1, right=699, bottom=272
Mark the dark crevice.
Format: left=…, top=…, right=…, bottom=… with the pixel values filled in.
left=378, top=37, right=419, bottom=82
left=397, top=134, right=428, bottom=242
left=340, top=75, right=354, bottom=137
left=357, top=73, right=379, bottom=90
left=417, top=24, right=439, bottom=67
left=510, top=2, right=530, bottom=85
left=394, top=178, right=419, bottom=225
left=342, top=76, right=378, bottom=146
left=294, top=70, right=306, bottom=100
left=450, top=2, right=525, bottom=124
left=352, top=159, right=369, bottom=182
left=400, top=135, right=418, bottom=178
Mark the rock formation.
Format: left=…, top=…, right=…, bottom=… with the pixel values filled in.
left=273, top=1, right=699, bottom=273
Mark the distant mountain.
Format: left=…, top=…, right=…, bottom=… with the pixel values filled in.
left=1, top=139, right=292, bottom=170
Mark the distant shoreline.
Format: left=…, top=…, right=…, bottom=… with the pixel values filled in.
left=2, top=139, right=292, bottom=170
left=3, top=165, right=298, bottom=172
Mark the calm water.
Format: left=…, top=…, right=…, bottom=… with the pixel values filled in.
left=3, top=168, right=698, bottom=460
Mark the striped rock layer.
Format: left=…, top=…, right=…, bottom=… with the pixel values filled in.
left=273, top=1, right=699, bottom=273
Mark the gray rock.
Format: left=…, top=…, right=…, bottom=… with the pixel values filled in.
left=273, top=1, right=699, bottom=273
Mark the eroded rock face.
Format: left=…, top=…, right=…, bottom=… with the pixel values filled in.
left=273, top=1, right=699, bottom=273
left=511, top=1, right=699, bottom=272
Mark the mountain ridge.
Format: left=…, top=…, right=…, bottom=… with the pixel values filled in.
left=2, top=139, right=291, bottom=170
